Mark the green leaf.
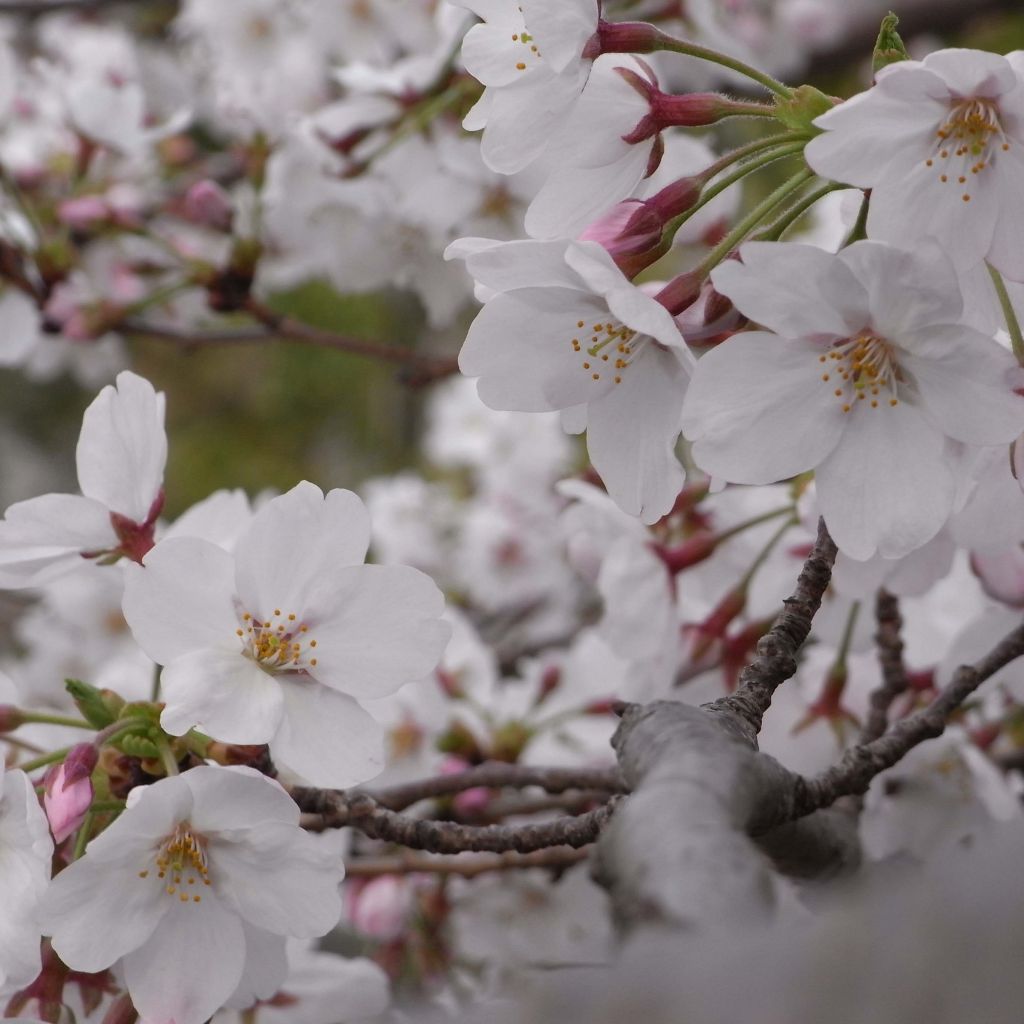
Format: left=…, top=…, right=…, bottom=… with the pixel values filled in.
left=873, top=13, right=910, bottom=76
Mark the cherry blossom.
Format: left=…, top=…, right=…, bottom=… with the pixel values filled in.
left=39, top=766, right=346, bottom=1024
left=805, top=48, right=1024, bottom=280
left=448, top=237, right=694, bottom=523
left=681, top=240, right=1024, bottom=559
left=453, top=0, right=599, bottom=173
left=0, top=371, right=166, bottom=588
left=122, top=481, right=451, bottom=787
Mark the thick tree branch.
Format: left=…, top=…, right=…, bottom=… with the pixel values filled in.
left=707, top=518, right=838, bottom=735
left=861, top=589, right=909, bottom=744
left=293, top=787, right=620, bottom=854
left=344, top=847, right=589, bottom=878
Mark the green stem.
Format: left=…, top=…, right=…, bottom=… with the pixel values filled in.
left=73, top=810, right=95, bottom=860
left=88, top=799, right=127, bottom=814
left=19, top=747, right=71, bottom=773
left=739, top=515, right=797, bottom=590
left=20, top=711, right=93, bottom=730
left=754, top=181, right=844, bottom=242
left=156, top=735, right=180, bottom=777
left=988, top=263, right=1024, bottom=366
left=649, top=27, right=793, bottom=99
left=832, top=600, right=862, bottom=673
left=698, top=167, right=816, bottom=276
left=150, top=663, right=161, bottom=703
left=715, top=504, right=795, bottom=545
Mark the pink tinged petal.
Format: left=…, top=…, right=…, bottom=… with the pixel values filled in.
left=309, top=563, right=450, bottom=700
left=866, top=156, right=999, bottom=271
left=815, top=403, right=953, bottom=560
left=984, top=144, right=1024, bottom=282
left=921, top=48, right=1018, bottom=98
left=459, top=291, right=613, bottom=412
left=899, top=328, right=1024, bottom=445
left=76, top=371, right=167, bottom=522
left=223, top=925, right=288, bottom=1009
left=210, top=823, right=345, bottom=937
left=122, top=538, right=238, bottom=664
left=183, top=765, right=298, bottom=833
left=160, top=649, right=285, bottom=743
left=711, top=242, right=868, bottom=339
left=461, top=23, right=529, bottom=87
left=0, top=493, right=116, bottom=588
left=525, top=145, right=652, bottom=240
left=972, top=546, right=1024, bottom=606
left=838, top=240, right=964, bottom=335
left=273, top=682, right=385, bottom=788
left=521, top=0, right=597, bottom=73
left=233, top=483, right=370, bottom=618
left=123, top=895, right=246, bottom=1024
left=681, top=332, right=846, bottom=484
left=41, top=856, right=167, bottom=973
left=453, top=238, right=582, bottom=293
left=586, top=345, right=688, bottom=524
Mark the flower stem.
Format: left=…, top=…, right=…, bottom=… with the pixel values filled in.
left=833, top=600, right=862, bottom=674
left=19, top=711, right=94, bottom=730
left=697, top=167, right=816, bottom=276
left=842, top=192, right=870, bottom=247
left=987, top=263, right=1024, bottom=366
left=19, top=747, right=71, bottom=773
left=73, top=810, right=95, bottom=860
left=715, top=504, right=795, bottom=545
left=738, top=515, right=797, bottom=590
left=754, top=181, right=845, bottom=242
left=156, top=735, right=180, bottom=776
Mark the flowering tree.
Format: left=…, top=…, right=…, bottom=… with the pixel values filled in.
left=0, top=1, right=1022, bottom=1022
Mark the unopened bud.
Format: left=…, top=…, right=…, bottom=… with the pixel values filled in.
left=654, top=533, right=718, bottom=575
left=183, top=179, right=234, bottom=232
left=57, top=195, right=110, bottom=232
left=44, top=745, right=97, bottom=844
left=872, top=12, right=909, bottom=77
left=0, top=705, right=25, bottom=732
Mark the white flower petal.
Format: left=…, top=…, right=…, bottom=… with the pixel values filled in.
left=123, top=538, right=238, bottom=664
left=160, top=649, right=285, bottom=743
left=273, top=682, right=385, bottom=788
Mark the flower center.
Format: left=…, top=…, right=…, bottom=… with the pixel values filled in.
left=510, top=30, right=541, bottom=72
left=819, top=332, right=901, bottom=414
left=138, top=823, right=211, bottom=905
left=570, top=318, right=641, bottom=385
left=926, top=97, right=1010, bottom=203
left=236, top=608, right=319, bottom=671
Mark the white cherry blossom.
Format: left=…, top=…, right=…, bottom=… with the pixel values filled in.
left=453, top=0, right=599, bottom=173
left=805, top=48, right=1024, bottom=280
left=0, top=371, right=166, bottom=588
left=122, top=481, right=451, bottom=787
left=681, top=240, right=1024, bottom=560
left=448, top=237, right=694, bottom=524
left=39, top=766, right=345, bottom=1024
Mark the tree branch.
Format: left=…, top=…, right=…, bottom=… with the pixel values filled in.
left=293, top=787, right=620, bottom=854
left=860, top=588, right=909, bottom=745
left=792, top=618, right=1024, bottom=816
left=706, top=518, right=838, bottom=735
left=344, top=847, right=589, bottom=878
left=366, top=762, right=626, bottom=812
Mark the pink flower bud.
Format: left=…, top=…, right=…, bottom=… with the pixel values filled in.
left=44, top=744, right=97, bottom=843
left=347, top=876, right=412, bottom=941
left=57, top=195, right=110, bottom=231
left=183, top=180, right=234, bottom=232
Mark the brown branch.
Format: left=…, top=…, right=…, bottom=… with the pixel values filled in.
left=367, top=762, right=626, bottom=812
left=790, top=618, right=1024, bottom=817
left=293, top=787, right=620, bottom=854
left=0, top=0, right=142, bottom=12
left=344, top=846, right=589, bottom=879
left=860, top=588, right=909, bottom=744
left=121, top=314, right=459, bottom=385
left=706, top=518, right=838, bottom=735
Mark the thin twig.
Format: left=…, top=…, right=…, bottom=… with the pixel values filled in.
left=707, top=518, right=838, bottom=734
left=860, top=588, right=909, bottom=744
left=344, top=846, right=589, bottom=879
left=367, top=762, right=626, bottom=812
left=294, top=788, right=620, bottom=854
left=792, top=619, right=1024, bottom=815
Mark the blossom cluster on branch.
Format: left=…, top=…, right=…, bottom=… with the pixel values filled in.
left=0, top=1, right=1021, bottom=1023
